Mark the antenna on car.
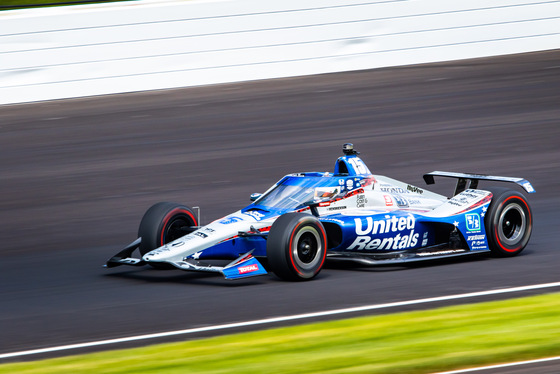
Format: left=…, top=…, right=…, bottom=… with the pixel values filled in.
left=342, top=143, right=359, bottom=155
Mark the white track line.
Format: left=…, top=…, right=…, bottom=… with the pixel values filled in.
left=2, top=281, right=560, bottom=359
left=433, top=356, right=560, bottom=373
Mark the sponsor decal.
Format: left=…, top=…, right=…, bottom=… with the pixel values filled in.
left=243, top=210, right=265, bottom=220
left=321, top=218, right=345, bottom=225
left=422, top=231, right=429, bottom=246
left=465, top=213, right=481, bottom=232
left=327, top=206, right=347, bottom=211
left=384, top=195, right=393, bottom=206
left=449, top=189, right=487, bottom=207
left=393, top=195, right=408, bottom=207
left=348, top=214, right=419, bottom=250
left=416, top=249, right=465, bottom=257
left=471, top=244, right=488, bottom=250
left=238, top=264, right=259, bottom=274
left=203, top=227, right=215, bottom=233
left=171, top=241, right=184, bottom=247
left=220, top=216, right=242, bottom=225
left=346, top=179, right=354, bottom=190
left=467, top=234, right=485, bottom=241
left=466, top=189, right=487, bottom=195
left=407, top=185, right=423, bottom=194
left=356, top=194, right=367, bottom=208
left=380, top=186, right=408, bottom=194
left=194, top=231, right=208, bottom=238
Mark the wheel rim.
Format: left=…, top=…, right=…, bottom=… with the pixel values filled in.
left=292, top=226, right=323, bottom=270
left=163, top=216, right=193, bottom=244
left=498, top=203, right=526, bottom=246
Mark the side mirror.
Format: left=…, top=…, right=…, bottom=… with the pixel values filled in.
left=250, top=193, right=262, bottom=202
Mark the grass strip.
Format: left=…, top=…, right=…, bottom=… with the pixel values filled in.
left=2, top=292, right=560, bottom=374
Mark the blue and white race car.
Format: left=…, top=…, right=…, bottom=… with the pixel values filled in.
left=106, top=144, right=535, bottom=281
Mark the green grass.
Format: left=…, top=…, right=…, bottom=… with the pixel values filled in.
left=2, top=292, right=560, bottom=374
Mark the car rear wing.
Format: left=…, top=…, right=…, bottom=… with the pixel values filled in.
left=423, top=171, right=535, bottom=196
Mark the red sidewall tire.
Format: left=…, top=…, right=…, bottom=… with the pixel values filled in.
left=485, top=187, right=532, bottom=257
left=138, top=202, right=198, bottom=268
left=267, top=213, right=327, bottom=281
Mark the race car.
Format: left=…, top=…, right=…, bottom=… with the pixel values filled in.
left=106, top=143, right=535, bottom=281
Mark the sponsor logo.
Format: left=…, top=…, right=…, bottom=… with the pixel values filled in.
left=384, top=195, right=393, bottom=206
left=321, top=218, right=345, bottom=225
left=380, top=186, right=408, bottom=194
left=407, top=185, right=424, bottom=194
left=244, top=210, right=265, bottom=220
left=220, top=216, right=242, bottom=224
left=393, top=195, right=408, bottom=207
left=465, top=189, right=487, bottom=195
left=238, top=264, right=259, bottom=274
left=471, top=245, right=488, bottom=250
left=416, top=249, right=465, bottom=257
left=203, top=227, right=215, bottom=233
left=327, top=206, right=347, bottom=211
left=465, top=213, right=481, bottom=232
left=194, top=231, right=208, bottom=238
left=356, top=194, right=367, bottom=208
left=449, top=189, right=487, bottom=207
left=171, top=241, right=184, bottom=247
left=467, top=234, right=485, bottom=241
left=348, top=214, right=419, bottom=250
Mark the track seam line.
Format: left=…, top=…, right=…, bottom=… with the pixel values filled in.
left=2, top=281, right=560, bottom=359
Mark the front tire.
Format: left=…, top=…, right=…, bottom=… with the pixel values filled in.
left=267, top=213, right=327, bottom=281
left=138, top=202, right=198, bottom=268
left=485, top=187, right=532, bottom=257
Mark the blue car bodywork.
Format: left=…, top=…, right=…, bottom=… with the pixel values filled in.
left=106, top=144, right=535, bottom=281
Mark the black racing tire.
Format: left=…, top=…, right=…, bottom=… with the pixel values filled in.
left=485, top=187, right=532, bottom=257
left=267, top=213, right=327, bottom=281
left=138, top=202, right=198, bottom=268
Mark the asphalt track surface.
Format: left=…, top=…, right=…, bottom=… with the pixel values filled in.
left=1, top=49, right=560, bottom=368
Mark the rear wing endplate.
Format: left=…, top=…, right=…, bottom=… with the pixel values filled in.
left=423, top=171, right=535, bottom=196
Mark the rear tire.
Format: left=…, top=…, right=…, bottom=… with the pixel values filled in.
left=485, top=187, right=532, bottom=257
left=138, top=202, right=198, bottom=268
left=267, top=213, right=327, bottom=281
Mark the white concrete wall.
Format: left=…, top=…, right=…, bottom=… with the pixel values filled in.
left=1, top=0, right=560, bottom=104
